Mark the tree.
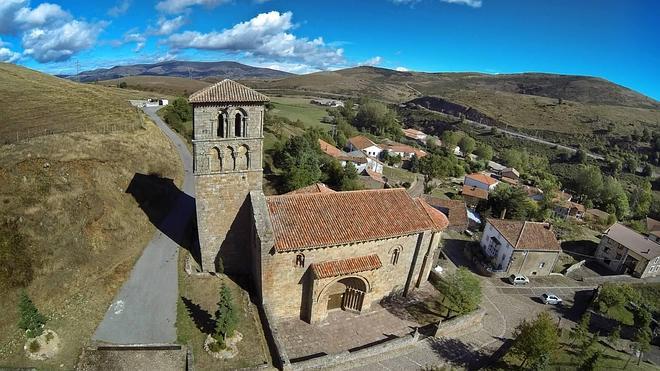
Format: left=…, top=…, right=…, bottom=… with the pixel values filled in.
left=632, top=329, right=651, bottom=366
left=573, top=149, right=588, bottom=164
left=624, top=156, right=639, bottom=173
left=459, top=136, right=476, bottom=155
left=578, top=351, right=602, bottom=371
left=353, top=101, right=401, bottom=137
left=510, top=312, right=560, bottom=369
left=18, top=290, right=46, bottom=338
left=630, top=181, right=652, bottom=218
left=213, top=283, right=237, bottom=347
left=642, top=163, right=653, bottom=177
left=571, top=165, right=603, bottom=202
left=607, top=325, right=620, bottom=348
left=274, top=135, right=323, bottom=192
left=418, top=153, right=463, bottom=186
left=610, top=159, right=623, bottom=177
left=409, top=154, right=420, bottom=173
left=600, top=176, right=629, bottom=220
left=489, top=183, right=536, bottom=220
left=569, top=312, right=591, bottom=345
left=118, top=81, right=128, bottom=88
left=474, top=144, right=494, bottom=161
left=340, top=162, right=361, bottom=191
left=438, top=267, right=481, bottom=316
left=441, top=130, right=462, bottom=150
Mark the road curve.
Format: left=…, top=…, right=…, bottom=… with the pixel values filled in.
left=92, top=106, right=195, bottom=344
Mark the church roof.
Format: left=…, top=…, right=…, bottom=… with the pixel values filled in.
left=266, top=188, right=447, bottom=252
left=285, top=183, right=336, bottom=195
left=188, top=79, right=269, bottom=104
left=312, top=254, right=382, bottom=279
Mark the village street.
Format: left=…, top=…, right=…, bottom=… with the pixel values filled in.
left=92, top=106, right=195, bottom=344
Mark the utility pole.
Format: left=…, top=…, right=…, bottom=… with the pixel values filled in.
left=75, top=59, right=80, bottom=82
left=188, top=67, right=192, bottom=80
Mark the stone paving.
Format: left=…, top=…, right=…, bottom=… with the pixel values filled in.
left=277, top=302, right=419, bottom=361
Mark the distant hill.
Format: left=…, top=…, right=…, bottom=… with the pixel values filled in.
left=70, top=60, right=293, bottom=83
left=248, top=66, right=659, bottom=109
left=98, top=75, right=211, bottom=97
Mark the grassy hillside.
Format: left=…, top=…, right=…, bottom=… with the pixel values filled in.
left=246, top=66, right=660, bottom=150
left=0, top=63, right=153, bottom=144
left=0, top=65, right=183, bottom=368
left=270, top=96, right=334, bottom=131
left=98, top=75, right=211, bottom=97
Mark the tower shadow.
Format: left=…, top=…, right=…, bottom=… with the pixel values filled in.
left=126, top=172, right=201, bottom=266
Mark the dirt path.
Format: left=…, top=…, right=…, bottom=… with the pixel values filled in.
left=92, top=106, right=195, bottom=344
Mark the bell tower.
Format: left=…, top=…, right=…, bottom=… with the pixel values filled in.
left=189, top=80, right=268, bottom=273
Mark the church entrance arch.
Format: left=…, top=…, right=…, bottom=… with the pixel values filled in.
left=325, top=277, right=367, bottom=313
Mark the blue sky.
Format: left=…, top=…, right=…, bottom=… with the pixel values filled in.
left=1, top=0, right=658, bottom=100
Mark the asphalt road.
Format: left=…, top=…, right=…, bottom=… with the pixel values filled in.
left=93, top=106, right=195, bottom=344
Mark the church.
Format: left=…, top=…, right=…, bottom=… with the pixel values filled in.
left=189, top=80, right=448, bottom=323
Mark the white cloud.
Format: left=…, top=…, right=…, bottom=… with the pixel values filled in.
left=149, top=16, right=186, bottom=35
left=395, top=66, right=409, bottom=72
left=167, top=11, right=345, bottom=70
left=156, top=52, right=177, bottom=62
left=359, top=56, right=382, bottom=66
left=0, top=0, right=70, bottom=34
left=22, top=20, right=106, bottom=63
left=0, top=38, right=20, bottom=62
left=156, top=0, right=230, bottom=14
left=108, top=0, right=131, bottom=17
left=133, top=42, right=145, bottom=52
left=440, top=0, right=482, bottom=8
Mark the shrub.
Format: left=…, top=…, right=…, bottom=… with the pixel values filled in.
left=18, top=290, right=46, bottom=338
left=45, top=331, right=54, bottom=343
left=208, top=340, right=225, bottom=352
left=28, top=339, right=40, bottom=353
left=213, top=283, right=237, bottom=345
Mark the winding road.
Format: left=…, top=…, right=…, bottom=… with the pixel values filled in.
left=93, top=106, right=195, bottom=344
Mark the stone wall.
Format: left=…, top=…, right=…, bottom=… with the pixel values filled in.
left=192, top=102, right=265, bottom=273
left=507, top=250, right=559, bottom=276
left=434, top=308, right=486, bottom=338
left=260, top=231, right=440, bottom=322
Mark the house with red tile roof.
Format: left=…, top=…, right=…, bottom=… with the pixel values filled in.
left=480, top=218, right=561, bottom=276
left=347, top=135, right=383, bottom=158
left=318, top=139, right=371, bottom=173
left=464, top=172, right=499, bottom=192
left=402, top=128, right=428, bottom=143
left=461, top=184, right=489, bottom=207
left=381, top=141, right=427, bottom=159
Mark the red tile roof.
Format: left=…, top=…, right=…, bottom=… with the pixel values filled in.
left=318, top=139, right=344, bottom=157
left=486, top=218, right=561, bottom=251
left=462, top=185, right=489, bottom=200
left=416, top=199, right=450, bottom=231
left=364, top=168, right=386, bottom=184
left=285, top=183, right=336, bottom=195
left=188, top=79, right=269, bottom=103
left=312, top=254, right=382, bottom=279
left=383, top=143, right=427, bottom=158
left=403, top=128, right=426, bottom=138
left=465, top=173, right=498, bottom=186
left=266, top=188, right=445, bottom=252
left=348, top=135, right=379, bottom=151
left=422, top=195, right=468, bottom=230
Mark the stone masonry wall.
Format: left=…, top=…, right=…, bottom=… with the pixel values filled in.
left=260, top=231, right=438, bottom=322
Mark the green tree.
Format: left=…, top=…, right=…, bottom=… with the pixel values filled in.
left=353, top=101, right=401, bottom=137
left=274, top=135, right=323, bottom=192
left=632, top=329, right=651, bottom=366
left=578, top=350, right=602, bottom=371
left=409, top=154, right=420, bottom=173
left=441, top=130, right=462, bottom=150
left=459, top=136, right=476, bottom=155
left=624, top=156, right=639, bottom=173
left=630, top=181, right=652, bottom=218
left=569, top=312, right=591, bottom=345
left=572, top=165, right=603, bottom=202
left=438, top=267, right=481, bottom=316
left=18, top=290, right=46, bottom=338
left=600, top=176, right=629, bottom=220
left=489, top=183, right=536, bottom=220
left=418, top=153, right=463, bottom=186
left=607, top=325, right=620, bottom=348
left=474, top=143, right=494, bottom=161
left=610, top=159, right=623, bottom=177
left=340, top=162, right=361, bottom=191
left=573, top=149, right=588, bottom=164
left=213, top=283, right=237, bottom=346
left=510, top=312, right=560, bottom=369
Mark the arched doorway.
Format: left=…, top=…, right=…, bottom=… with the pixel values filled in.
left=325, top=277, right=367, bottom=313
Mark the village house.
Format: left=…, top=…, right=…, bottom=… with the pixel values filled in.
left=594, top=223, right=660, bottom=278
left=402, top=128, right=428, bottom=143
left=461, top=184, right=489, bottom=207
left=347, top=135, right=383, bottom=158
left=189, top=80, right=449, bottom=325
left=554, top=200, right=585, bottom=220
left=381, top=141, right=427, bottom=160
left=423, top=195, right=469, bottom=232
left=464, top=172, right=499, bottom=192
left=500, top=167, right=520, bottom=183
left=318, top=139, right=370, bottom=173
left=480, top=218, right=562, bottom=276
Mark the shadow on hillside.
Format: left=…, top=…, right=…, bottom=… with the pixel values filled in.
left=126, top=173, right=201, bottom=266
left=181, top=296, right=215, bottom=335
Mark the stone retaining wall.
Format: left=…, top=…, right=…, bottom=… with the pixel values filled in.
left=434, top=308, right=486, bottom=338
left=288, top=330, right=420, bottom=370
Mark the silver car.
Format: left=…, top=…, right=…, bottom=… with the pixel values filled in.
left=508, top=274, right=529, bottom=285
left=541, top=293, right=562, bottom=305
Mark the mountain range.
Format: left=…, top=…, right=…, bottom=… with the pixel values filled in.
left=68, top=60, right=293, bottom=82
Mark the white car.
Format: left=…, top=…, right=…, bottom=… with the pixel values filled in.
left=541, top=293, right=563, bottom=305
left=508, top=274, right=529, bottom=286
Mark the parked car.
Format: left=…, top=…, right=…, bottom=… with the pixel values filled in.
left=541, top=293, right=563, bottom=305
left=508, top=274, right=529, bottom=285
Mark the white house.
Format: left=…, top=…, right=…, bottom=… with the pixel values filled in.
left=464, top=173, right=499, bottom=192
left=480, top=219, right=561, bottom=276
left=382, top=142, right=427, bottom=159
left=158, top=99, right=169, bottom=106
left=403, top=128, right=428, bottom=143
left=347, top=135, right=383, bottom=158
left=319, top=139, right=370, bottom=173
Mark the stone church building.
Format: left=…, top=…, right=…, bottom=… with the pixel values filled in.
left=189, top=80, right=448, bottom=323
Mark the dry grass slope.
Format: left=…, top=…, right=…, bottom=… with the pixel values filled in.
left=0, top=63, right=151, bottom=143
left=97, top=76, right=211, bottom=97
left=0, top=65, right=183, bottom=368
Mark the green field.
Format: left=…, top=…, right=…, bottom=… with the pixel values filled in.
left=269, top=96, right=335, bottom=130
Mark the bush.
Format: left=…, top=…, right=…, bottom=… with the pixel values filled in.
left=18, top=290, right=46, bottom=338
left=436, top=267, right=481, bottom=316
left=213, top=283, right=237, bottom=344
left=28, top=339, right=40, bottom=353
left=208, top=340, right=226, bottom=352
